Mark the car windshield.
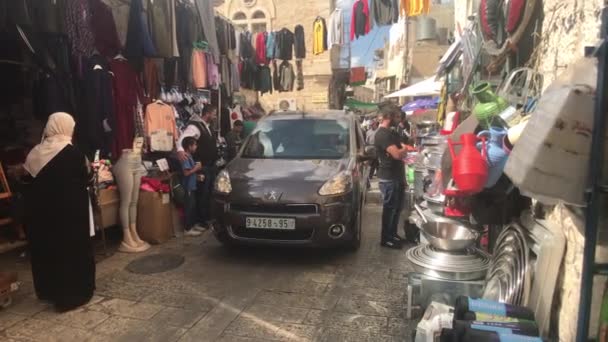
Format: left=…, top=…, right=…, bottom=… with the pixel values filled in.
left=241, top=118, right=350, bottom=159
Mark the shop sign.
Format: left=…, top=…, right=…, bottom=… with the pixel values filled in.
left=312, top=93, right=328, bottom=104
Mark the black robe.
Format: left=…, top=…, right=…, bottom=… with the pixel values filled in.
left=24, top=145, right=95, bottom=312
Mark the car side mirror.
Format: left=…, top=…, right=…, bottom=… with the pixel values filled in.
left=358, top=145, right=377, bottom=162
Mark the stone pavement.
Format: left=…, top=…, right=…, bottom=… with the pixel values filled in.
left=0, top=205, right=419, bottom=342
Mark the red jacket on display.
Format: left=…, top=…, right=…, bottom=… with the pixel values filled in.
left=255, top=32, right=267, bottom=65
left=350, top=0, right=370, bottom=41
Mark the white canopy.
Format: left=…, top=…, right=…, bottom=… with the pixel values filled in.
left=383, top=77, right=442, bottom=98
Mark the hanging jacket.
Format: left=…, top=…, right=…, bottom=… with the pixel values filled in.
left=255, top=32, right=267, bottom=64
left=350, top=0, right=371, bottom=40
left=312, top=18, right=328, bottom=55
left=294, top=25, right=306, bottom=59
left=266, top=31, right=276, bottom=60
left=276, top=28, right=295, bottom=60
left=272, top=60, right=281, bottom=91
left=278, top=61, right=295, bottom=92
left=370, top=0, right=399, bottom=27
left=255, top=65, right=273, bottom=95
left=296, top=60, right=304, bottom=91
left=240, top=31, right=254, bottom=59
left=240, top=58, right=258, bottom=89
left=328, top=9, right=344, bottom=47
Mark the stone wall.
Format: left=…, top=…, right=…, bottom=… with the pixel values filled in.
left=538, top=1, right=604, bottom=341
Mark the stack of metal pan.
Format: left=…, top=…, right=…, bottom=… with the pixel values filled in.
left=407, top=245, right=491, bottom=281
left=482, top=224, right=531, bottom=306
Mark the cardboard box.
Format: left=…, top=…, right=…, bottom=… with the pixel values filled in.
left=95, top=188, right=119, bottom=228
left=137, top=190, right=172, bottom=244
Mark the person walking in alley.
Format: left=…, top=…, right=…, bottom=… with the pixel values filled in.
left=177, top=105, right=219, bottom=230
left=181, top=137, right=204, bottom=236
left=374, top=106, right=410, bottom=249
left=366, top=119, right=379, bottom=180
left=225, top=120, right=244, bottom=162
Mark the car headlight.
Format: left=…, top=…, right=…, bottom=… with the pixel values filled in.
left=214, top=170, right=232, bottom=194
left=319, top=171, right=353, bottom=196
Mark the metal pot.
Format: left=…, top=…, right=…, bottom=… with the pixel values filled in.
left=423, top=194, right=444, bottom=214
left=420, top=217, right=479, bottom=251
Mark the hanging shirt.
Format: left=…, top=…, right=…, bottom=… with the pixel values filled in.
left=370, top=0, right=399, bottom=27
left=255, top=32, right=267, bottom=64
left=276, top=28, right=295, bottom=60
left=312, top=18, right=328, bottom=55
left=328, top=9, right=344, bottom=47
left=402, top=0, right=430, bottom=17
left=266, top=32, right=276, bottom=60
left=350, top=0, right=371, bottom=41
left=145, top=102, right=178, bottom=149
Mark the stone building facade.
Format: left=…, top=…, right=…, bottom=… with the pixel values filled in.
left=215, top=0, right=333, bottom=111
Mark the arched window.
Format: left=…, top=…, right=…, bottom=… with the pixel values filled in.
left=233, top=12, right=246, bottom=20
left=232, top=12, right=248, bottom=31
left=230, top=8, right=270, bottom=33
left=252, top=10, right=265, bottom=19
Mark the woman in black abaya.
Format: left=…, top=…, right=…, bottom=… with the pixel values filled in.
left=23, top=112, right=95, bottom=312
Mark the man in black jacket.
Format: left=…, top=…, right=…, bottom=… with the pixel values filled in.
left=177, top=105, right=218, bottom=229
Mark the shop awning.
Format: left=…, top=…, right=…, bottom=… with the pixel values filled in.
left=344, top=98, right=379, bottom=111
left=383, top=77, right=443, bottom=98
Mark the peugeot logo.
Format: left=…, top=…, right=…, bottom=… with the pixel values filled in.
left=264, top=191, right=281, bottom=202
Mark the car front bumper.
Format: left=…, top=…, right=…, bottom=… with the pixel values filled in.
left=212, top=198, right=356, bottom=247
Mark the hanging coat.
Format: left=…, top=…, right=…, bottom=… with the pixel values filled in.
left=294, top=25, right=306, bottom=59
left=350, top=0, right=371, bottom=40
left=276, top=28, right=295, bottom=60
left=278, top=61, right=295, bottom=92
left=370, top=0, right=399, bottom=27
left=89, top=0, right=121, bottom=58
left=110, top=59, right=143, bottom=157
left=124, top=0, right=156, bottom=70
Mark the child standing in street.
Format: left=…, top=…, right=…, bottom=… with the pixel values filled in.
left=181, top=137, right=204, bottom=237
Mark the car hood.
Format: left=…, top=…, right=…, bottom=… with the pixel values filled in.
left=227, top=158, right=350, bottom=183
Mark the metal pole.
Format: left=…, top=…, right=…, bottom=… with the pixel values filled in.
left=576, top=5, right=608, bottom=341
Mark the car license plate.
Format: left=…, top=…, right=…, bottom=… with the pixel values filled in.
left=246, top=217, right=296, bottom=230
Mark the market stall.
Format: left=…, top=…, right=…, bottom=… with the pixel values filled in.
left=391, top=1, right=592, bottom=340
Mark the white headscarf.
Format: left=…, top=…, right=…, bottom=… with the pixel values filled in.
left=24, top=112, right=75, bottom=177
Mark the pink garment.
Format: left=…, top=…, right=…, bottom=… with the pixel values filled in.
left=255, top=32, right=267, bottom=64
left=140, top=177, right=170, bottom=193
left=206, top=53, right=220, bottom=88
